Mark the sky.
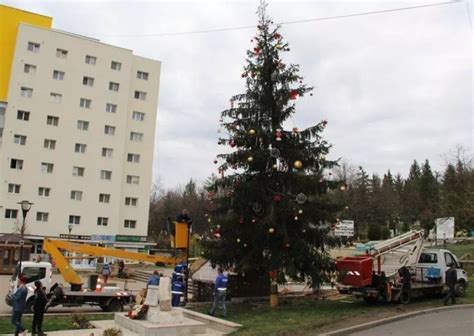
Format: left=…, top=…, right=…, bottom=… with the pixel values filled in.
left=3, top=0, right=473, bottom=189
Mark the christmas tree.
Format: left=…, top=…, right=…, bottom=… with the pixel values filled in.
left=202, top=1, right=341, bottom=298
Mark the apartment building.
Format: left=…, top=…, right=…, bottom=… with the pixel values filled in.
left=0, top=5, right=161, bottom=268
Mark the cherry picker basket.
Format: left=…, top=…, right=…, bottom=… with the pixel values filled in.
left=336, top=256, right=373, bottom=287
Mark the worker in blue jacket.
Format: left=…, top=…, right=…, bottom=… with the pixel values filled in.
left=147, top=270, right=161, bottom=287
left=171, top=275, right=185, bottom=307
left=172, top=262, right=187, bottom=282
left=209, top=267, right=228, bottom=317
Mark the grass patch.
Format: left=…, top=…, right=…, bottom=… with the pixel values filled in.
left=0, top=313, right=113, bottom=334
left=192, top=275, right=474, bottom=336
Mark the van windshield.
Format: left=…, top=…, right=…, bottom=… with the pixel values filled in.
left=418, top=253, right=438, bottom=263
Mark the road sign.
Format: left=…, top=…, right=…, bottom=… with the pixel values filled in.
left=334, top=220, right=354, bottom=237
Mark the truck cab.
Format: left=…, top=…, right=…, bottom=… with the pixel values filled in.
left=6, top=261, right=53, bottom=312
left=417, top=248, right=469, bottom=296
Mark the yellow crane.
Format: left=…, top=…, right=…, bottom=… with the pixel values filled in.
left=44, top=238, right=182, bottom=288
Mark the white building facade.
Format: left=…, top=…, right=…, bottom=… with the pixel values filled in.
left=0, top=23, right=160, bottom=258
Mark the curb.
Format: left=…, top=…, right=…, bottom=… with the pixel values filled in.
left=319, top=304, right=474, bottom=336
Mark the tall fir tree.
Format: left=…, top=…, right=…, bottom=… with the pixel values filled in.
left=202, top=1, right=341, bottom=293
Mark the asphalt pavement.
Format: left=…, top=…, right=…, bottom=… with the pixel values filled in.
left=349, top=306, right=474, bottom=336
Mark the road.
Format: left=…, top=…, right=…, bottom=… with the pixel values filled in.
left=350, top=307, right=474, bottom=336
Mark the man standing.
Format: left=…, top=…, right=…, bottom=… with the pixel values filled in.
left=11, top=277, right=27, bottom=336
left=32, top=281, right=48, bottom=336
left=209, top=268, right=228, bottom=317
left=443, top=262, right=457, bottom=305
left=101, top=262, right=111, bottom=284
left=171, top=275, right=185, bottom=307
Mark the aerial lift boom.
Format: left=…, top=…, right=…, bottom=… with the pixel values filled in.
left=44, top=238, right=181, bottom=288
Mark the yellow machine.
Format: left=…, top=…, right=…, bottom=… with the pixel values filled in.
left=43, top=238, right=182, bottom=288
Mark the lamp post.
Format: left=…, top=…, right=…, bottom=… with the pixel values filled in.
left=17, top=200, right=33, bottom=272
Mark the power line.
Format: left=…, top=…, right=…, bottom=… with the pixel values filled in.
left=85, top=0, right=462, bottom=38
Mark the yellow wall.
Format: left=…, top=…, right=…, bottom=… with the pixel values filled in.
left=0, top=5, right=52, bottom=101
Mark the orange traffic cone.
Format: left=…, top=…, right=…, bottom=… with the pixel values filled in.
left=95, top=277, right=102, bottom=292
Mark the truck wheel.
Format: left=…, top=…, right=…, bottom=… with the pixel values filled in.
left=456, top=281, right=467, bottom=297
left=399, top=289, right=411, bottom=305
left=24, top=298, right=35, bottom=314
left=107, top=299, right=123, bottom=312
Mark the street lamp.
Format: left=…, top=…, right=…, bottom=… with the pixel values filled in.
left=17, top=200, right=33, bottom=272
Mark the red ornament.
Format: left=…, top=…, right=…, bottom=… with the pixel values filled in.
left=213, top=160, right=218, bottom=164
left=322, top=120, right=328, bottom=126
left=254, top=47, right=260, bottom=55
left=273, top=33, right=281, bottom=40
left=289, top=90, right=298, bottom=100
left=251, top=218, right=256, bottom=224
left=241, top=73, right=247, bottom=78
left=273, top=194, right=281, bottom=202
left=239, top=217, right=244, bottom=224
left=230, top=139, right=236, bottom=147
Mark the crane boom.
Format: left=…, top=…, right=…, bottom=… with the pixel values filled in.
left=44, top=238, right=181, bottom=287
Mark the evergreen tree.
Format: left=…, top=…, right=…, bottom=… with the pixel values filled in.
left=350, top=166, right=371, bottom=238
left=418, top=160, right=439, bottom=230
left=402, top=160, right=423, bottom=224
left=202, top=1, right=341, bottom=292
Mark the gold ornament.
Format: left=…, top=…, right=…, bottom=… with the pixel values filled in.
left=294, top=160, right=303, bottom=169
left=247, top=156, right=254, bottom=162
left=272, top=164, right=278, bottom=169
left=237, top=238, right=241, bottom=243
left=268, top=228, right=275, bottom=233
left=298, top=209, right=303, bottom=214
left=249, top=129, right=256, bottom=135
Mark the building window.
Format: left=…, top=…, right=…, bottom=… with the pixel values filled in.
left=27, top=42, right=40, bottom=53
left=127, top=153, right=140, bottom=163
left=24, top=64, right=36, bottom=74
left=17, top=110, right=30, bottom=121
left=74, top=143, right=87, bottom=153
left=85, top=55, right=97, bottom=65
left=10, top=159, right=23, bottom=170
left=126, top=175, right=139, bottom=184
left=111, top=61, right=121, bottom=71
left=80, top=98, right=91, bottom=109
left=134, top=91, right=147, bottom=100
left=69, top=215, right=81, bottom=225
left=13, top=134, right=27, bottom=145
left=5, top=209, right=18, bottom=219
left=70, top=190, right=83, bottom=201
left=44, top=139, right=56, bottom=149
left=56, top=48, right=68, bottom=58
left=104, top=125, right=115, bottom=135
left=41, top=162, right=54, bottom=173
left=83, top=76, right=94, bottom=87
left=38, top=187, right=51, bottom=197
left=20, top=87, right=33, bottom=98
left=132, top=111, right=145, bottom=121
left=8, top=184, right=21, bottom=194
left=102, top=147, right=113, bottom=158
left=109, top=82, right=120, bottom=92
left=73, top=166, right=85, bottom=176
left=77, top=120, right=89, bottom=131
left=97, top=217, right=109, bottom=226
left=125, top=197, right=138, bottom=206
left=137, top=71, right=149, bottom=80
left=130, top=132, right=143, bottom=142
left=100, top=170, right=112, bottom=180
left=36, top=212, right=49, bottom=222
left=99, top=193, right=110, bottom=203
left=50, top=93, right=62, bottom=103
left=52, top=70, right=65, bottom=80
left=47, top=115, right=59, bottom=126
left=124, top=220, right=137, bottom=229
left=105, top=103, right=117, bottom=113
